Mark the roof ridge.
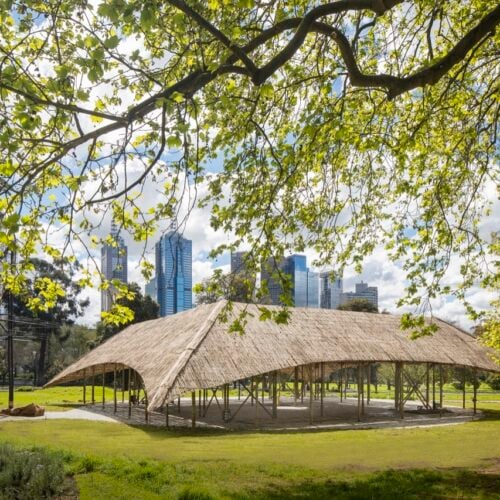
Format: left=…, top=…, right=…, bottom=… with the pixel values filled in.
left=148, top=300, right=227, bottom=409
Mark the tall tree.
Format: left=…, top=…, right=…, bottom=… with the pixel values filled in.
left=0, top=1, right=498, bottom=336
left=2, top=258, right=89, bottom=383
left=96, top=282, right=159, bottom=344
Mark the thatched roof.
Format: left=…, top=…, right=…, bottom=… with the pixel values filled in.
left=47, top=301, right=499, bottom=411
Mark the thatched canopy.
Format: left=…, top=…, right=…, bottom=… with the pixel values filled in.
left=47, top=301, right=499, bottom=411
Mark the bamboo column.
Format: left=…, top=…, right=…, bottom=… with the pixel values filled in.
left=91, top=367, right=95, bottom=404
left=144, top=387, right=149, bottom=424
left=191, top=391, right=196, bottom=428
left=339, top=363, right=343, bottom=402
left=198, top=390, right=202, bottom=417
left=121, top=368, right=125, bottom=403
left=473, top=369, right=478, bottom=415
left=462, top=366, right=466, bottom=410
left=272, top=371, right=278, bottom=419
left=254, top=377, right=259, bottom=425
left=357, top=364, right=362, bottom=422
left=177, top=396, right=181, bottom=414
left=320, top=362, right=325, bottom=417
left=128, top=368, right=132, bottom=418
left=361, top=363, right=365, bottom=416
left=399, top=362, right=404, bottom=419
left=165, top=402, right=169, bottom=428
left=250, top=377, right=254, bottom=406
left=394, top=362, right=399, bottom=411
left=102, top=364, right=106, bottom=409
left=439, top=365, right=443, bottom=417
left=367, top=364, right=371, bottom=406
left=425, top=363, right=430, bottom=409
left=309, top=364, right=314, bottom=425
left=301, top=366, right=305, bottom=404
left=294, top=366, right=299, bottom=405
left=113, top=364, right=117, bottom=414
left=83, top=370, right=86, bottom=405
left=432, top=364, right=436, bottom=410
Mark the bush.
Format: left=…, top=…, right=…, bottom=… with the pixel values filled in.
left=15, top=386, right=35, bottom=392
left=486, top=375, right=500, bottom=391
left=0, top=444, right=66, bottom=499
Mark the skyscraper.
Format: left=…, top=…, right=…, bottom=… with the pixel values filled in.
left=319, top=272, right=343, bottom=309
left=101, top=222, right=128, bottom=312
left=261, top=254, right=318, bottom=307
left=340, top=281, right=378, bottom=309
left=230, top=251, right=248, bottom=274
left=149, top=231, right=192, bottom=316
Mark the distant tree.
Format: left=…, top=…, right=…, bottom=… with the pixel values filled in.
left=2, top=257, right=89, bottom=384
left=194, top=269, right=255, bottom=305
left=338, top=299, right=378, bottom=313
left=96, top=283, right=159, bottom=344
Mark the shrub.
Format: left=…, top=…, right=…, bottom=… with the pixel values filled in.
left=486, top=375, right=500, bottom=391
left=15, top=386, right=35, bottom=392
left=0, top=444, right=66, bottom=499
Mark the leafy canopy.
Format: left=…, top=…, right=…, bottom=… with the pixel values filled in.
left=0, top=0, right=498, bottom=335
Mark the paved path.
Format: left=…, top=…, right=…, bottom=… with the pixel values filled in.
left=0, top=408, right=121, bottom=423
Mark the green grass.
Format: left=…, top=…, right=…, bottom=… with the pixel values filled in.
left=0, top=386, right=499, bottom=498
left=0, top=386, right=117, bottom=411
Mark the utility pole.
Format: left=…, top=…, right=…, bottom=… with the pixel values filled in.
left=7, top=247, right=15, bottom=409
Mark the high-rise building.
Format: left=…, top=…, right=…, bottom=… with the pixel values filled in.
left=261, top=254, right=318, bottom=307
left=148, top=231, right=192, bottom=316
left=230, top=251, right=248, bottom=274
left=319, top=272, right=343, bottom=309
left=340, top=281, right=378, bottom=309
left=101, top=222, right=128, bottom=312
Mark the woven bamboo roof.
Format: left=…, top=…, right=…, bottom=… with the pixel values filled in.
left=47, top=301, right=499, bottom=411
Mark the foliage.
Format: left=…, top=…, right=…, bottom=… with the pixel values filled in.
left=96, top=282, right=159, bottom=343
left=194, top=269, right=255, bottom=305
left=338, top=298, right=378, bottom=313
left=0, top=443, right=66, bottom=499
left=486, top=375, right=500, bottom=391
left=0, top=1, right=498, bottom=333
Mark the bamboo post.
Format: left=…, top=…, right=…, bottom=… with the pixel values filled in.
left=339, top=363, right=343, bottom=402
left=301, top=366, right=304, bottom=404
left=272, top=371, right=278, bottom=419
left=83, top=370, right=86, bottom=405
left=462, top=366, right=466, bottom=410
left=238, top=382, right=241, bottom=401
left=320, top=362, right=324, bottom=417
left=425, top=363, right=430, bottom=409
left=203, top=389, right=207, bottom=417
left=102, top=364, right=106, bottom=409
left=113, top=364, right=117, bottom=414
left=293, top=366, right=299, bottom=406
left=432, top=364, right=436, bottom=410
left=357, top=364, right=362, bottom=422
left=191, top=391, right=196, bottom=428
left=198, top=390, right=202, bottom=417
left=144, top=387, right=149, bottom=424
left=367, top=363, right=371, bottom=406
left=361, top=363, right=365, bottom=416
left=399, top=362, right=404, bottom=419
left=178, top=396, right=181, bottom=414
left=250, top=377, right=254, bottom=406
left=262, top=375, right=265, bottom=404
left=166, top=403, right=169, bottom=428
left=394, top=362, right=399, bottom=410
left=309, top=364, right=314, bottom=425
left=439, top=365, right=443, bottom=417
left=473, top=369, right=478, bottom=415
left=128, top=368, right=132, bottom=418
left=91, top=367, right=95, bottom=404
left=254, top=377, right=259, bottom=425
left=121, top=368, right=125, bottom=403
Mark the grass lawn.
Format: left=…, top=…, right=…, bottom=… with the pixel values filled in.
left=0, top=386, right=499, bottom=498
left=0, top=386, right=117, bottom=411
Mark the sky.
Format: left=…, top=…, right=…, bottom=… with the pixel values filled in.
left=73, top=169, right=499, bottom=333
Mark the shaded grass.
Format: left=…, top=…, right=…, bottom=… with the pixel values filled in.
left=0, top=386, right=116, bottom=412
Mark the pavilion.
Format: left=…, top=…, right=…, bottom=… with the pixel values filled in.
left=46, top=301, right=499, bottom=428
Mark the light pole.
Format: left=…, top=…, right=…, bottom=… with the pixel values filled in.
left=7, top=247, right=15, bottom=409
